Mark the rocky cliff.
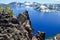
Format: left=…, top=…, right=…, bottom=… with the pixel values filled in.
left=0, top=10, right=45, bottom=40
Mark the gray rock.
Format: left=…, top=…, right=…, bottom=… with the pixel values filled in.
left=32, top=31, right=45, bottom=40
left=0, top=10, right=45, bottom=40
left=54, top=34, right=60, bottom=40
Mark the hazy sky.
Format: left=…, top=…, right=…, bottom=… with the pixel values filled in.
left=0, top=0, right=60, bottom=4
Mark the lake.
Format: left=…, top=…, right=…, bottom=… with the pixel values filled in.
left=11, top=6, right=60, bottom=38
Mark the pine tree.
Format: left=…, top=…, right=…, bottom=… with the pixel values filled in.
left=8, top=10, right=13, bottom=16
left=4, top=6, right=13, bottom=16
left=4, top=6, right=10, bottom=12
left=0, top=6, right=3, bottom=14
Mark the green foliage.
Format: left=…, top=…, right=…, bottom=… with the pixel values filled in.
left=4, top=6, right=10, bottom=12
left=0, top=6, right=3, bottom=12
left=4, top=6, right=13, bottom=16
left=0, top=6, right=13, bottom=16
left=8, top=10, right=13, bottom=16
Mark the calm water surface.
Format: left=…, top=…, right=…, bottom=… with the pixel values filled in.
left=11, top=6, right=60, bottom=38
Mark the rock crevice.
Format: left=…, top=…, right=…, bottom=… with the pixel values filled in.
left=0, top=10, right=45, bottom=40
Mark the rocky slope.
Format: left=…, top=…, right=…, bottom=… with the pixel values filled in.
left=0, top=10, right=45, bottom=40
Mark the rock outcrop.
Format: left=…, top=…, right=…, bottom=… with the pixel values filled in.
left=54, top=34, right=60, bottom=40
left=46, top=34, right=60, bottom=40
left=32, top=31, right=45, bottom=40
left=0, top=10, right=45, bottom=40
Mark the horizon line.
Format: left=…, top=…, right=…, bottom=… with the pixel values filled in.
left=0, top=1, right=60, bottom=4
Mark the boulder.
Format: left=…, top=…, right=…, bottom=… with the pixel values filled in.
left=54, top=34, right=60, bottom=40
left=32, top=31, right=45, bottom=40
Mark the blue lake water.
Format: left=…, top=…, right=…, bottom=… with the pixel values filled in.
left=11, top=6, right=60, bottom=38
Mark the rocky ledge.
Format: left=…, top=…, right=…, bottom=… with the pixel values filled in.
left=0, top=10, right=45, bottom=40
left=46, top=34, right=60, bottom=40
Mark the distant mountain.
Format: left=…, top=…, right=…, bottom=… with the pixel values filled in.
left=9, top=2, right=17, bottom=5
left=24, top=2, right=40, bottom=7
left=0, top=4, right=8, bottom=7
left=0, top=2, right=40, bottom=8
left=8, top=2, right=22, bottom=5
left=8, top=2, right=22, bottom=7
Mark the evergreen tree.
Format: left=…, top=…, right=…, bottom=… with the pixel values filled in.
left=0, top=6, right=3, bottom=11
left=8, top=10, right=13, bottom=16
left=4, top=6, right=13, bottom=16
left=4, top=6, right=10, bottom=12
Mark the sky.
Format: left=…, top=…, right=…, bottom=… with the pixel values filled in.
left=0, top=0, right=60, bottom=4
